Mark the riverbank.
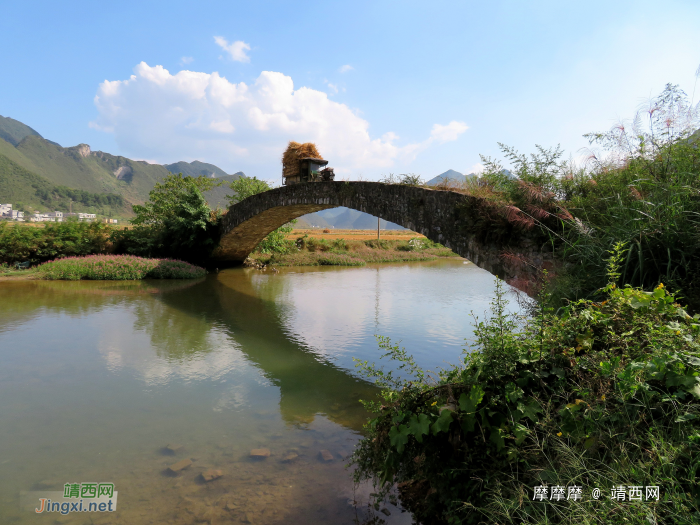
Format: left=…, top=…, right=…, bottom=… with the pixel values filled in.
left=1, top=255, right=206, bottom=280
left=286, top=228, right=424, bottom=241
left=248, top=237, right=460, bottom=267
left=0, top=269, right=38, bottom=281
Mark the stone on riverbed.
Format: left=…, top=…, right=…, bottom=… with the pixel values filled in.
left=319, top=450, right=334, bottom=462
left=168, top=458, right=193, bottom=472
left=201, top=469, right=223, bottom=482
left=250, top=448, right=271, bottom=458
left=281, top=452, right=299, bottom=462
left=165, top=443, right=183, bottom=454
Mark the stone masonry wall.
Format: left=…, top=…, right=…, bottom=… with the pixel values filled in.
left=216, top=181, right=555, bottom=289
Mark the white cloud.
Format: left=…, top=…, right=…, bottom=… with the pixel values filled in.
left=214, top=36, right=251, bottom=63
left=180, top=56, right=194, bottom=66
left=339, top=64, right=353, bottom=73
left=430, top=121, right=469, bottom=143
left=466, top=162, right=484, bottom=175
left=91, top=62, right=466, bottom=175
left=324, top=80, right=339, bottom=94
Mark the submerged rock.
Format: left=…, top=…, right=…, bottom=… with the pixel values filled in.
left=201, top=469, right=223, bottom=482
left=250, top=448, right=271, bottom=458
left=168, top=458, right=193, bottom=472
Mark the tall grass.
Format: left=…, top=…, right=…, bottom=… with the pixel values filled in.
left=38, top=255, right=206, bottom=280
left=423, top=84, right=700, bottom=310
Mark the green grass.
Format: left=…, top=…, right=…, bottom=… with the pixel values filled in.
left=38, top=255, right=206, bottom=280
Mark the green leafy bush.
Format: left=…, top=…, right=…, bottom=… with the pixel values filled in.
left=255, top=222, right=297, bottom=254
left=38, top=255, right=206, bottom=280
left=0, top=221, right=112, bottom=265
left=111, top=173, right=221, bottom=263
left=352, top=245, right=700, bottom=524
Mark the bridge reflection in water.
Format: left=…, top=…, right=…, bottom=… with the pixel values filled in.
left=0, top=261, right=507, bottom=524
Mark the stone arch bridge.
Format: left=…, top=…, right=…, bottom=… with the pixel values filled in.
left=215, top=181, right=554, bottom=289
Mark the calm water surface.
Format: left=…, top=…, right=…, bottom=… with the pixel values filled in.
left=0, top=259, right=519, bottom=524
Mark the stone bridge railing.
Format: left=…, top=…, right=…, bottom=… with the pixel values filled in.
left=215, top=181, right=554, bottom=289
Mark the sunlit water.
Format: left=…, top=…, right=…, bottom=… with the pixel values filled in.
left=0, top=259, right=520, bottom=524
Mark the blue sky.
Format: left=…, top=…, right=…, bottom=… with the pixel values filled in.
left=1, top=0, right=699, bottom=181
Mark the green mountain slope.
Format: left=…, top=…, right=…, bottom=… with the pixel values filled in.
left=12, top=137, right=171, bottom=204
left=0, top=116, right=251, bottom=216
left=0, top=115, right=43, bottom=146
left=0, top=154, right=126, bottom=215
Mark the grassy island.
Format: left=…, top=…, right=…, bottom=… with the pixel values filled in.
left=37, top=255, right=206, bottom=280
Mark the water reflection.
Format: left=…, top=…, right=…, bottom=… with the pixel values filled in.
left=0, top=260, right=510, bottom=524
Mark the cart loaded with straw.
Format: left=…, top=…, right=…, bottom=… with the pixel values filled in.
left=282, top=141, right=335, bottom=185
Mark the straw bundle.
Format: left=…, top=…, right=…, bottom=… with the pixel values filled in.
left=282, top=141, right=324, bottom=179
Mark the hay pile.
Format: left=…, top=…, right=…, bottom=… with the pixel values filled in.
left=282, top=141, right=323, bottom=179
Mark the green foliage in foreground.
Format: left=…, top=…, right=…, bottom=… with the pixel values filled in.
left=38, top=255, right=206, bottom=280
left=352, top=245, right=700, bottom=524
left=0, top=221, right=112, bottom=265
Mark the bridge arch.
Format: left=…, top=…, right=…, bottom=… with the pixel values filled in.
left=215, top=181, right=553, bottom=287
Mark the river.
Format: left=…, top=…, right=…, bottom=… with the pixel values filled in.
left=0, top=259, right=521, bottom=524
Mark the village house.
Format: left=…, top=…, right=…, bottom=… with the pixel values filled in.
left=65, top=212, right=97, bottom=221
left=0, top=204, right=25, bottom=221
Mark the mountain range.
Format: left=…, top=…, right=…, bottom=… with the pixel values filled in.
left=0, top=114, right=465, bottom=229
left=0, top=114, right=242, bottom=215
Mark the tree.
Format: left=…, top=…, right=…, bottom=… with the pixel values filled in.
left=132, top=173, right=220, bottom=226
left=226, top=176, right=271, bottom=205
left=115, top=173, right=221, bottom=262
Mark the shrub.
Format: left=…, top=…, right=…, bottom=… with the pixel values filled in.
left=114, top=174, right=221, bottom=263
left=364, top=239, right=390, bottom=250
left=255, top=222, right=297, bottom=254
left=331, top=238, right=348, bottom=251
left=317, top=253, right=366, bottom=266
left=352, top=245, right=700, bottom=524
left=0, top=221, right=113, bottom=265
left=38, top=255, right=206, bottom=280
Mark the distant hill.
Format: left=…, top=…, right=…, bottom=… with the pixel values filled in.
left=296, top=207, right=405, bottom=230
left=426, top=168, right=515, bottom=186
left=164, top=160, right=244, bottom=180
left=0, top=114, right=243, bottom=215
left=0, top=115, right=43, bottom=146
left=426, top=169, right=467, bottom=185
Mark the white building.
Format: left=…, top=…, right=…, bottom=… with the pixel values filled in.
left=46, top=211, right=63, bottom=222
left=0, top=204, right=11, bottom=216
left=65, top=212, right=97, bottom=221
